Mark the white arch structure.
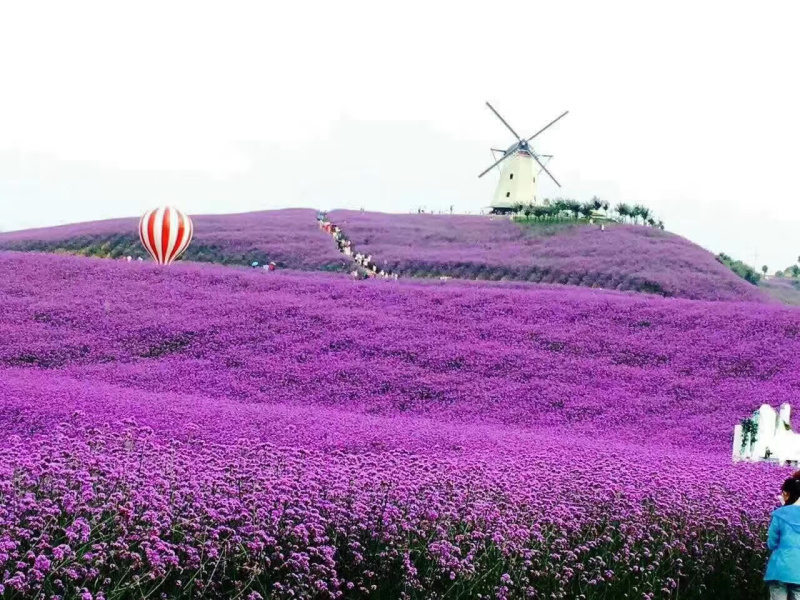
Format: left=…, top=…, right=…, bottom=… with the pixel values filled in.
left=734, top=403, right=800, bottom=464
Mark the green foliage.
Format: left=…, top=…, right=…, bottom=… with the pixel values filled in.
left=513, top=197, right=663, bottom=230
left=776, top=264, right=800, bottom=279
left=615, top=203, right=632, bottom=221
left=566, top=200, right=582, bottom=219
left=740, top=415, right=758, bottom=452
left=633, top=204, right=650, bottom=224
left=716, top=253, right=761, bottom=285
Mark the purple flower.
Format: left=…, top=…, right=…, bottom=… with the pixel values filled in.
left=34, top=555, right=51, bottom=572
left=0, top=246, right=790, bottom=599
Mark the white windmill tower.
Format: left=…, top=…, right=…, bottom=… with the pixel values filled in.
left=478, top=102, right=569, bottom=214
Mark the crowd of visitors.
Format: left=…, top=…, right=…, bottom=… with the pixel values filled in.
left=317, top=211, right=398, bottom=281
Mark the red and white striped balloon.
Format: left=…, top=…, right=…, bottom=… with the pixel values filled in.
left=138, top=206, right=194, bottom=265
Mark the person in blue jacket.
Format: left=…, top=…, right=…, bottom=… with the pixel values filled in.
left=766, top=477, right=800, bottom=599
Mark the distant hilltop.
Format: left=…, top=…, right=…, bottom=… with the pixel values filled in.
left=0, top=208, right=767, bottom=303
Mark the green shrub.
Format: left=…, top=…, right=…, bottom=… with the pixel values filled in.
left=716, top=253, right=761, bottom=285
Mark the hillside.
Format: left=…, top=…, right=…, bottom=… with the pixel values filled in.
left=0, top=208, right=349, bottom=271
left=1, top=251, right=794, bottom=450
left=329, top=210, right=766, bottom=302
left=760, top=276, right=800, bottom=305
left=0, top=251, right=789, bottom=599
left=2, top=208, right=768, bottom=302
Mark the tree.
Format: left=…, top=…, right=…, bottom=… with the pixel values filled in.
left=552, top=199, right=568, bottom=215
left=636, top=205, right=651, bottom=224
left=579, top=202, right=594, bottom=219
left=566, top=200, right=582, bottom=220
left=615, top=203, right=631, bottom=222
left=539, top=205, right=559, bottom=220
left=762, top=265, right=769, bottom=276
left=646, top=217, right=656, bottom=227
left=591, top=196, right=604, bottom=212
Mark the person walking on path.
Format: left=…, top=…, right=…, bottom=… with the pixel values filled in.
left=765, top=477, right=800, bottom=599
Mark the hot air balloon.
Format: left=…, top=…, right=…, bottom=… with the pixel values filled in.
left=138, top=206, right=193, bottom=265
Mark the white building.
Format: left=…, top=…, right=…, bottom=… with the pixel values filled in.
left=477, top=102, right=568, bottom=215
left=490, top=150, right=539, bottom=212
left=734, top=403, right=800, bottom=464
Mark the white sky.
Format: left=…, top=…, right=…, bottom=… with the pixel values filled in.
left=0, top=0, right=798, bottom=271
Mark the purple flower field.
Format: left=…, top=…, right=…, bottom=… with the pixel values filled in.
left=329, top=210, right=766, bottom=302
left=759, top=277, right=800, bottom=306
left=0, top=209, right=348, bottom=272
left=2, top=209, right=768, bottom=303
left=0, top=251, right=794, bottom=599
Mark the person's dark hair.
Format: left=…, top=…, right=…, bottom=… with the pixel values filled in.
left=783, top=478, right=800, bottom=505
left=793, top=470, right=800, bottom=480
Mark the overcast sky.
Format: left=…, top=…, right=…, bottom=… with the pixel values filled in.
left=1, top=0, right=798, bottom=271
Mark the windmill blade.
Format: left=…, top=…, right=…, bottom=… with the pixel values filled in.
left=478, top=142, right=520, bottom=178
left=490, top=148, right=507, bottom=153
left=485, top=102, right=523, bottom=141
left=531, top=152, right=561, bottom=187
left=526, top=110, right=569, bottom=142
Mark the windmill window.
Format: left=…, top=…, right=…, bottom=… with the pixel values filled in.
left=509, top=173, right=514, bottom=180
left=533, top=177, right=536, bottom=183
left=505, top=192, right=511, bottom=198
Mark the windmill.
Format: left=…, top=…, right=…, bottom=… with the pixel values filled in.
left=478, top=102, right=568, bottom=214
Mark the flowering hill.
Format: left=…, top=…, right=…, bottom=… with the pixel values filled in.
left=0, top=251, right=793, bottom=599
left=760, top=277, right=800, bottom=305
left=329, top=210, right=766, bottom=302
left=0, top=208, right=349, bottom=271
left=2, top=209, right=768, bottom=302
